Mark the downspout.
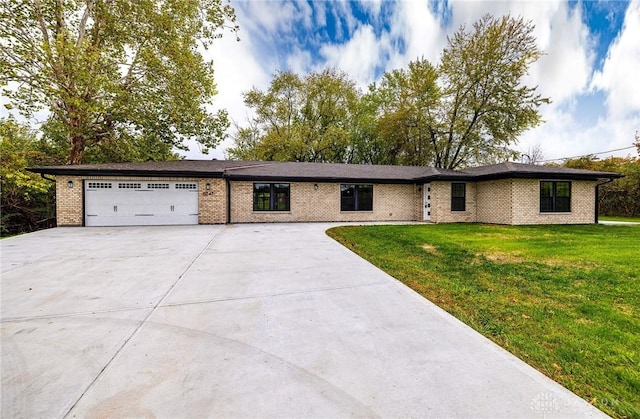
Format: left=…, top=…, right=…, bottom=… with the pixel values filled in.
left=595, top=177, right=616, bottom=224
left=40, top=173, right=56, bottom=183
left=40, top=174, right=58, bottom=227
left=226, top=177, right=231, bottom=224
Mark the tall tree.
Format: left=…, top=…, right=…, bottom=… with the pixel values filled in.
left=372, top=14, right=549, bottom=168
left=229, top=15, right=549, bottom=168
left=227, top=68, right=361, bottom=162
left=371, top=58, right=441, bottom=166
left=0, top=117, right=57, bottom=235
left=0, top=0, right=238, bottom=164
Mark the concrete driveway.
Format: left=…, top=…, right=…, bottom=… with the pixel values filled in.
left=1, top=224, right=606, bottom=418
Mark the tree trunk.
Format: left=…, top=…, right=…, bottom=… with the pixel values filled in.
left=67, top=134, right=85, bottom=165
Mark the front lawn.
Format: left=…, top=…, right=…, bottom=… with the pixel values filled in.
left=327, top=224, right=639, bottom=419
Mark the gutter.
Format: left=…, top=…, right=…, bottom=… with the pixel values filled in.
left=28, top=167, right=225, bottom=179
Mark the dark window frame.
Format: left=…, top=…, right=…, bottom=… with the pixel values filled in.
left=451, top=182, right=466, bottom=212
left=340, top=184, right=373, bottom=212
left=540, top=181, right=571, bottom=213
left=253, top=183, right=290, bottom=211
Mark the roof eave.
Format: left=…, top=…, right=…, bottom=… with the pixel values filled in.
left=470, top=171, right=624, bottom=181
left=225, top=174, right=418, bottom=184
left=27, top=167, right=224, bottom=178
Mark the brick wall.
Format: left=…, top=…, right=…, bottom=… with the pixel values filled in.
left=476, top=179, right=513, bottom=224
left=511, top=179, right=596, bottom=224
left=229, top=181, right=419, bottom=223
left=54, top=176, right=226, bottom=226
left=198, top=179, right=226, bottom=224
left=55, top=176, right=84, bottom=226
left=53, top=175, right=598, bottom=226
left=430, top=181, right=477, bottom=223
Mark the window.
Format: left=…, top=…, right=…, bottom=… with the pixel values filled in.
left=118, top=182, right=141, bottom=189
left=253, top=183, right=290, bottom=211
left=87, top=182, right=112, bottom=189
left=175, top=183, right=197, bottom=190
left=341, top=184, right=373, bottom=211
left=540, top=181, right=571, bottom=212
left=451, top=183, right=466, bottom=211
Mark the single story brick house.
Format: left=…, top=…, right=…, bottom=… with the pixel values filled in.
left=29, top=160, right=622, bottom=227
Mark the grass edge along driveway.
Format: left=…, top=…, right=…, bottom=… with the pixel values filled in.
left=327, top=224, right=639, bottom=419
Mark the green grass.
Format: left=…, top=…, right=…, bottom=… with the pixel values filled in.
left=600, top=215, right=640, bottom=223
left=327, top=224, right=640, bottom=419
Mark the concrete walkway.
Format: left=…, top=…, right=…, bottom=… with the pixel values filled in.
left=1, top=224, right=606, bottom=418
left=598, top=220, right=640, bottom=225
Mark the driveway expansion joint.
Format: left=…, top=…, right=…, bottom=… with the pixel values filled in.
left=0, top=306, right=152, bottom=323
left=158, top=280, right=391, bottom=309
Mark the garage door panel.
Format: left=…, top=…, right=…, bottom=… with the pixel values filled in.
left=84, top=181, right=199, bottom=226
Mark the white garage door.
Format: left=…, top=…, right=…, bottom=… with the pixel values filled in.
left=84, top=181, right=199, bottom=226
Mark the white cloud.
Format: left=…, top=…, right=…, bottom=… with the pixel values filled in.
left=591, top=0, right=640, bottom=118
left=387, top=0, right=444, bottom=68
left=243, top=0, right=298, bottom=35
left=518, top=111, right=639, bottom=162
left=319, top=24, right=381, bottom=87
left=357, top=0, right=383, bottom=20
left=313, top=1, right=327, bottom=28
left=286, top=47, right=314, bottom=75
left=529, top=4, right=593, bottom=105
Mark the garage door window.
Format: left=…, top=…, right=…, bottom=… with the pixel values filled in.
left=87, top=182, right=111, bottom=189
left=119, top=183, right=141, bottom=189
left=253, top=183, right=290, bottom=211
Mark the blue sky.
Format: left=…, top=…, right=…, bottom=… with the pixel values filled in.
left=200, top=0, right=640, bottom=162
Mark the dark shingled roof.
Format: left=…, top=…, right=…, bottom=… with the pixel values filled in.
left=28, top=160, right=267, bottom=178
left=224, top=161, right=465, bottom=183
left=460, top=162, right=623, bottom=180
left=28, top=160, right=622, bottom=182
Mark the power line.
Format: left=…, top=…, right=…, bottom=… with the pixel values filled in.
left=539, top=145, right=637, bottom=163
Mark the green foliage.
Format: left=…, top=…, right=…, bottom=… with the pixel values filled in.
left=328, top=224, right=640, bottom=418
left=436, top=15, right=549, bottom=167
left=371, top=15, right=549, bottom=168
left=227, top=69, right=361, bottom=162
left=0, top=118, right=57, bottom=236
left=0, top=0, right=238, bottom=164
left=230, top=15, right=548, bottom=168
left=563, top=156, right=640, bottom=217
left=368, top=58, right=441, bottom=165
